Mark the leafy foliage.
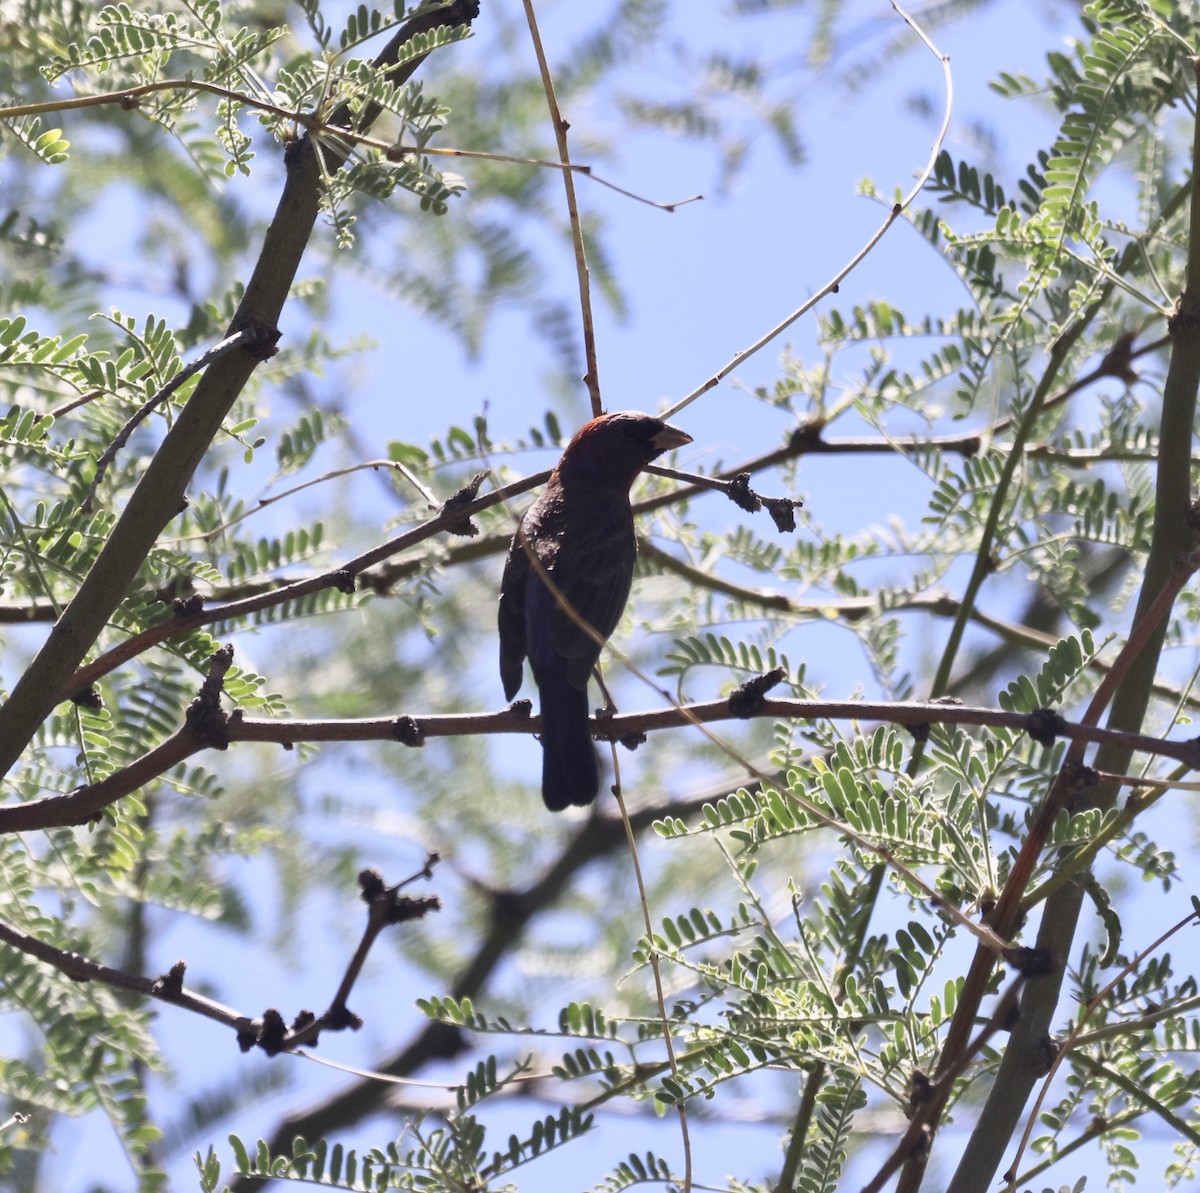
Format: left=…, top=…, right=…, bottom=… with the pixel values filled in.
left=2, top=0, right=1200, bottom=1192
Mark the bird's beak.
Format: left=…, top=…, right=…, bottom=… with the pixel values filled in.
left=652, top=423, right=692, bottom=452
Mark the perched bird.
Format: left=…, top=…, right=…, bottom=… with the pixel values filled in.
left=499, top=411, right=692, bottom=810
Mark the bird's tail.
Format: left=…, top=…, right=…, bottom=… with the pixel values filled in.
left=540, top=684, right=600, bottom=810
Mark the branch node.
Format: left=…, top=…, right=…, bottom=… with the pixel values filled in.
left=392, top=715, right=425, bottom=747
left=173, top=593, right=205, bottom=618
left=1025, top=707, right=1065, bottom=748
left=907, top=1068, right=934, bottom=1111
left=233, top=316, right=281, bottom=361
left=788, top=419, right=826, bottom=451
left=358, top=868, right=386, bottom=901
left=291, top=1009, right=319, bottom=1041
left=331, top=567, right=357, bottom=594
left=385, top=893, right=441, bottom=925
left=510, top=697, right=533, bottom=720
left=1062, top=760, right=1099, bottom=793
left=256, top=1008, right=288, bottom=1056
left=186, top=646, right=234, bottom=748
left=725, top=472, right=761, bottom=513
left=360, top=867, right=441, bottom=925
left=1187, top=735, right=1200, bottom=767
left=70, top=685, right=104, bottom=710
left=1031, top=1034, right=1062, bottom=1077
left=326, top=1004, right=362, bottom=1031
left=151, top=959, right=186, bottom=999
left=763, top=494, right=803, bottom=533
left=908, top=1123, right=932, bottom=1158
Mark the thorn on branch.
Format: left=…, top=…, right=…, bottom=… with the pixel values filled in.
left=1025, top=707, right=1066, bottom=748
left=439, top=469, right=490, bottom=537
left=392, top=715, right=426, bottom=747
left=728, top=668, right=786, bottom=718
left=151, top=960, right=187, bottom=999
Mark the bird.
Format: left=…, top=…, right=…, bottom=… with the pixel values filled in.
left=498, top=411, right=692, bottom=810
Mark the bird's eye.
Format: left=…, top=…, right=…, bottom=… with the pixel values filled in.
left=620, top=421, right=646, bottom=441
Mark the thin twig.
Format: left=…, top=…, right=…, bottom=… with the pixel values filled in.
left=62, top=469, right=544, bottom=697
left=1001, top=907, right=1200, bottom=1188
left=522, top=0, right=603, bottom=415
left=178, top=460, right=433, bottom=542
left=612, top=764, right=693, bottom=1193
left=0, top=80, right=698, bottom=214
left=663, top=0, right=953, bottom=417
left=862, top=974, right=1028, bottom=1193
left=81, top=327, right=264, bottom=512
left=0, top=861, right=439, bottom=1057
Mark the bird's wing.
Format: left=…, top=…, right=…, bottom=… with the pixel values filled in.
left=543, top=499, right=637, bottom=690
left=498, top=531, right=530, bottom=700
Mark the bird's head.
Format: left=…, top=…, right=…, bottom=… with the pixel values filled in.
left=556, top=411, right=692, bottom=491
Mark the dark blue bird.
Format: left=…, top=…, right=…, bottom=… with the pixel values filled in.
left=498, top=411, right=692, bottom=810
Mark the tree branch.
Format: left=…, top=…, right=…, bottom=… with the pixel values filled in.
left=0, top=0, right=481, bottom=780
